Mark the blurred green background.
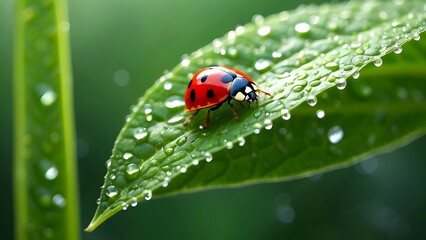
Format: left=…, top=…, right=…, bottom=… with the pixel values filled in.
left=1, top=0, right=426, bottom=239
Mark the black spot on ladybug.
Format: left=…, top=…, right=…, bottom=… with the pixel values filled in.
left=221, top=74, right=234, bottom=83
left=201, top=75, right=208, bottom=83
left=207, top=89, right=215, bottom=98
left=190, top=89, right=196, bottom=102
left=187, top=80, right=192, bottom=88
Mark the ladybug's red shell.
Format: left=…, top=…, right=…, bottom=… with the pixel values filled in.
left=185, top=67, right=255, bottom=112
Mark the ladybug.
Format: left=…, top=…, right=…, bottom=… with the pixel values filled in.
left=184, top=66, right=271, bottom=128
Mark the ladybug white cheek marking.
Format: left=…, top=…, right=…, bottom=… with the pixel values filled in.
left=245, top=86, right=252, bottom=94
left=235, top=92, right=245, bottom=101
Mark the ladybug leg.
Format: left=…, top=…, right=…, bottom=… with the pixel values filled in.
left=183, top=109, right=200, bottom=126
left=204, top=103, right=223, bottom=129
left=227, top=99, right=239, bottom=121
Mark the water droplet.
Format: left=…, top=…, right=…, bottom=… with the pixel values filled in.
left=180, top=167, right=187, bottom=173
left=144, top=190, right=152, bottom=200
left=281, top=109, right=291, bottom=120
left=181, top=54, right=190, bottom=67
left=192, top=159, right=199, bottom=165
left=162, top=177, right=170, bottom=187
left=52, top=194, right=66, bottom=207
left=336, top=78, right=347, bottom=90
left=254, top=123, right=262, bottom=134
left=44, top=166, right=58, bottom=180
left=257, top=25, right=271, bottom=36
left=133, top=127, right=148, bottom=140
left=167, top=115, right=185, bottom=124
left=122, top=202, right=129, bottom=210
left=252, top=14, right=264, bottom=24
left=254, top=59, right=272, bottom=71
left=164, top=95, right=185, bottom=109
left=324, top=62, right=339, bottom=71
left=294, top=22, right=311, bottom=34
left=226, top=141, right=234, bottom=149
left=327, top=125, right=344, bottom=144
left=164, top=82, right=173, bottom=90
left=131, top=197, right=138, bottom=207
left=393, top=44, right=402, bottom=54
left=264, top=119, right=273, bottom=130
left=125, top=163, right=140, bottom=180
left=105, top=159, right=111, bottom=168
left=123, top=152, right=133, bottom=160
left=96, top=198, right=101, bottom=205
left=205, top=152, right=213, bottom=162
left=358, top=158, right=379, bottom=174
left=272, top=51, right=282, bottom=58
left=307, top=96, right=317, bottom=106
left=316, top=109, right=325, bottom=119
left=352, top=71, right=360, bottom=79
left=106, top=185, right=119, bottom=198
left=238, top=136, right=246, bottom=146
left=37, top=84, right=57, bottom=106
left=177, top=137, right=187, bottom=146
left=164, top=147, right=174, bottom=156
left=113, top=69, right=130, bottom=87
left=413, top=32, right=420, bottom=41
left=109, top=174, right=116, bottom=180
left=373, top=57, right=383, bottom=67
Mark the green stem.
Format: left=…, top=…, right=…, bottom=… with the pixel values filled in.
left=13, top=0, right=79, bottom=239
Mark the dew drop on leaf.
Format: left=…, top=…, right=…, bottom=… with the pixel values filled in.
left=133, top=127, right=148, bottom=140
left=307, top=95, right=317, bottom=106
left=165, top=96, right=185, bottom=109
left=238, top=136, right=246, bottom=146
left=336, top=78, right=347, bottom=90
left=373, top=57, right=383, bottom=67
left=393, top=44, right=402, bottom=54
left=125, top=163, right=140, bottom=180
left=281, top=109, right=291, bottom=120
left=257, top=25, right=271, bottom=36
left=327, top=126, right=344, bottom=144
left=163, top=82, right=173, bottom=91
left=52, top=194, right=66, bottom=207
left=123, top=152, right=133, bottom=160
left=294, top=22, right=311, bottom=34
left=264, top=119, right=273, bottom=130
left=143, top=190, right=152, bottom=200
left=121, top=202, right=128, bottom=210
left=204, top=152, right=213, bottom=162
left=106, top=185, right=119, bottom=198
left=131, top=197, right=138, bottom=207
left=352, top=71, right=360, bottom=79
left=254, top=59, right=272, bottom=71
left=226, top=141, right=234, bottom=149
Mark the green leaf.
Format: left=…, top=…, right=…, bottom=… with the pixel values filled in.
left=86, top=0, right=426, bottom=231
left=13, top=0, right=80, bottom=239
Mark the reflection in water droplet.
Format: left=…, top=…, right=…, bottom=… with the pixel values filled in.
left=126, top=163, right=140, bottom=180
left=328, top=126, right=344, bottom=144
left=294, top=22, right=311, bottom=34
left=181, top=54, right=190, bottom=67
left=254, top=59, right=272, bottom=71
left=205, top=152, right=213, bottom=162
left=393, top=44, right=402, bottom=54
left=144, top=190, right=152, bottom=200
left=123, top=152, right=133, bottom=160
left=257, top=25, right=271, bottom=36
left=352, top=71, right=360, bottom=79
left=336, top=78, right=347, bottom=90
left=373, top=57, right=383, bottom=67
left=264, top=119, right=273, bottom=130
left=164, top=82, right=173, bottom=90
left=165, top=96, right=185, bottom=108
left=238, top=137, right=246, bottom=146
left=106, top=185, right=119, bottom=198
left=281, top=109, right=291, bottom=120
left=133, top=127, right=148, bottom=140
left=307, top=96, right=317, bottom=106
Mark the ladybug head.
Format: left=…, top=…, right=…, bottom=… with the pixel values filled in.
left=230, top=77, right=259, bottom=104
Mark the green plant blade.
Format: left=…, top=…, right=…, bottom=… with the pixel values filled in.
left=13, top=0, right=80, bottom=239
left=86, top=0, right=426, bottom=231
